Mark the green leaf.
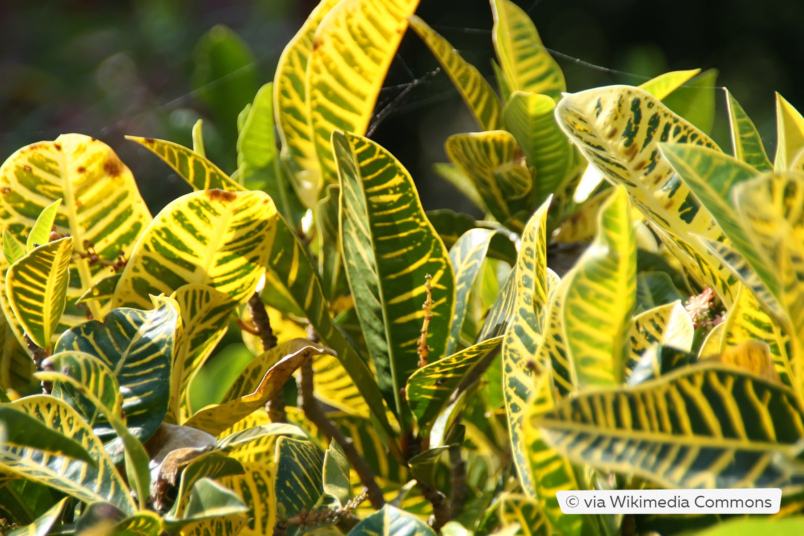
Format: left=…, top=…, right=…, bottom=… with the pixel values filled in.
left=169, top=451, right=245, bottom=520
left=113, top=189, right=276, bottom=309
left=562, top=187, right=636, bottom=387
left=502, top=91, right=585, bottom=208
left=186, top=340, right=332, bottom=435
left=125, top=136, right=241, bottom=192
left=334, top=131, right=455, bottom=426
left=774, top=92, right=804, bottom=170
left=0, top=405, right=94, bottom=464
left=2, top=231, right=24, bottom=265
left=6, top=237, right=73, bottom=349
left=0, top=395, right=135, bottom=513
left=75, top=273, right=121, bottom=307
left=446, top=131, right=532, bottom=232
left=192, top=119, right=205, bottom=157
left=7, top=497, right=67, bottom=536
left=408, top=15, right=502, bottom=130
left=448, top=229, right=496, bottom=355
left=274, top=437, right=324, bottom=534
left=192, top=25, right=257, bottom=148
left=218, top=460, right=275, bottom=534
left=348, top=505, right=437, bottom=536
left=555, top=85, right=736, bottom=306
left=638, top=68, right=701, bottom=101
left=408, top=445, right=450, bottom=488
left=692, top=517, right=804, bottom=535
left=54, top=296, right=179, bottom=443
left=238, top=82, right=305, bottom=225
left=0, top=134, right=152, bottom=342
left=273, top=0, right=341, bottom=208
left=406, top=336, right=503, bottom=433
left=477, top=264, right=517, bottom=341
left=77, top=506, right=162, bottom=536
left=316, top=185, right=348, bottom=302
left=26, top=199, right=61, bottom=253
left=725, top=89, right=772, bottom=172
left=323, top=441, right=352, bottom=505
left=490, top=0, right=565, bottom=100
left=169, top=284, right=238, bottom=424
left=626, top=344, right=697, bottom=386
left=537, top=364, right=804, bottom=490
left=329, top=413, right=409, bottom=484
left=662, top=68, right=718, bottom=134
left=502, top=199, right=553, bottom=496
left=426, top=209, right=477, bottom=250
left=176, top=478, right=248, bottom=523
left=635, top=272, right=685, bottom=312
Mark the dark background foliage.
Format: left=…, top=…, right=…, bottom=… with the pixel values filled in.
left=2, top=0, right=802, bottom=216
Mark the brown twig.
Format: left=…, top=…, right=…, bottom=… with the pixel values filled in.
left=247, top=292, right=285, bottom=422
left=298, top=359, right=385, bottom=509
left=449, top=443, right=467, bottom=520
left=418, top=482, right=450, bottom=531
left=417, top=274, right=434, bottom=367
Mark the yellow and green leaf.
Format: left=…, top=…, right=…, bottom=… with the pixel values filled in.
left=522, top=370, right=588, bottom=536
left=54, top=297, right=179, bottom=443
left=6, top=237, right=73, bottom=349
left=334, top=131, right=455, bottom=426
left=406, top=336, right=503, bottom=433
left=638, top=69, right=701, bottom=101
left=501, top=198, right=552, bottom=496
left=555, top=85, right=736, bottom=306
left=662, top=69, right=718, bottom=135
left=308, top=0, right=420, bottom=184
left=725, top=89, right=772, bottom=172
left=562, top=186, right=636, bottom=388
left=537, top=364, right=804, bottom=490
left=169, top=284, right=238, bottom=424
left=490, top=0, right=564, bottom=100
left=273, top=0, right=342, bottom=208
left=496, top=493, right=550, bottom=536
left=219, top=461, right=275, bottom=535
left=328, top=413, right=408, bottom=483
left=113, top=189, right=276, bottom=309
left=626, top=301, right=694, bottom=381
left=408, top=15, right=502, bottom=130
left=25, top=199, right=61, bottom=253
left=445, top=131, right=532, bottom=232
left=274, top=437, right=324, bottom=534
left=6, top=497, right=67, bottom=536
left=0, top=134, right=152, bottom=337
left=774, top=93, right=804, bottom=171
left=0, top=404, right=94, bottom=464
left=2, top=231, right=24, bottom=266
left=0, top=395, right=135, bottom=513
left=722, top=284, right=792, bottom=388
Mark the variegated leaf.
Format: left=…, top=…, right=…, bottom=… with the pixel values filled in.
left=638, top=69, right=701, bottom=101
left=408, top=15, right=502, bottom=130
left=308, top=0, right=420, bottom=183
left=725, top=89, right=772, bottom=172
left=626, top=301, right=694, bottom=381
left=113, top=190, right=276, bottom=309
left=6, top=237, right=72, bottom=349
left=774, top=93, right=804, bottom=170
left=334, top=131, right=454, bottom=427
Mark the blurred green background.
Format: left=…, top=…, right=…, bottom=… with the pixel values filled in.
left=2, top=0, right=802, bottom=216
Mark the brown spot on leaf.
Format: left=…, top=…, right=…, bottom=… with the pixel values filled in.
left=54, top=143, right=62, bottom=151
left=77, top=166, right=86, bottom=173
left=1, top=187, right=10, bottom=195
left=312, top=36, right=323, bottom=51
left=104, top=156, right=124, bottom=177
left=633, top=160, right=648, bottom=171
left=144, top=138, right=155, bottom=145
left=23, top=165, right=31, bottom=172
left=206, top=189, right=237, bottom=202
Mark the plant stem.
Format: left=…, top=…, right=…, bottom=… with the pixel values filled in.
left=417, top=274, right=434, bottom=367
left=297, top=359, right=385, bottom=509
left=418, top=482, right=450, bottom=531
left=449, top=443, right=467, bottom=520
left=248, top=292, right=285, bottom=423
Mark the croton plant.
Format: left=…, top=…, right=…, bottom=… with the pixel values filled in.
left=1, top=1, right=804, bottom=535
